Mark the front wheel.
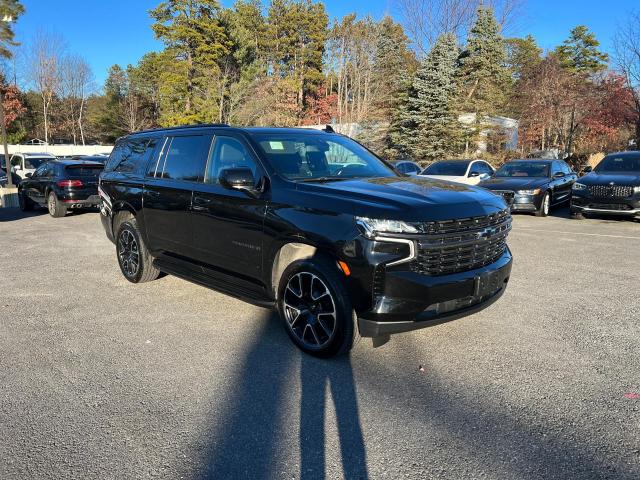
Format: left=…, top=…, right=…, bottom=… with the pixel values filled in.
left=535, top=191, right=550, bottom=217
left=116, top=218, right=160, bottom=283
left=18, top=191, right=33, bottom=211
left=278, top=257, right=358, bottom=357
left=47, top=192, right=67, bottom=217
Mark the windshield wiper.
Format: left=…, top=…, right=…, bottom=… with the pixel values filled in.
left=297, top=176, right=351, bottom=183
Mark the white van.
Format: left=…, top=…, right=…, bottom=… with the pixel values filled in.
left=10, top=153, right=57, bottom=179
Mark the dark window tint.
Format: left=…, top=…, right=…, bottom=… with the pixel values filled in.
left=560, top=162, right=572, bottom=175
left=106, top=138, right=153, bottom=174
left=33, top=164, right=48, bottom=177
left=495, top=162, right=550, bottom=178
left=65, top=165, right=104, bottom=176
left=423, top=161, right=469, bottom=176
left=595, top=154, right=640, bottom=173
left=206, top=136, right=256, bottom=184
left=470, top=162, right=494, bottom=175
left=159, top=135, right=210, bottom=181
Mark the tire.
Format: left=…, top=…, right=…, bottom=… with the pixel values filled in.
left=277, top=256, right=359, bottom=358
left=570, top=209, right=585, bottom=220
left=115, top=218, right=160, bottom=283
left=535, top=191, right=550, bottom=217
left=18, top=190, right=33, bottom=211
left=47, top=191, right=67, bottom=218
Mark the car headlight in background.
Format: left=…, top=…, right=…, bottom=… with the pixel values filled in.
left=356, top=217, right=419, bottom=238
left=517, top=188, right=541, bottom=195
left=572, top=183, right=587, bottom=191
left=634, top=186, right=640, bottom=194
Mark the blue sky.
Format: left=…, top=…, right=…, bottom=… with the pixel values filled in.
left=13, top=0, right=638, bottom=87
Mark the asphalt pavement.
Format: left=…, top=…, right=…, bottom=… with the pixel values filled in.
left=1, top=207, right=639, bottom=479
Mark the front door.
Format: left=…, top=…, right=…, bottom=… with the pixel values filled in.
left=191, top=133, right=268, bottom=284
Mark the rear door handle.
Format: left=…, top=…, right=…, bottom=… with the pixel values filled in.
left=192, top=196, right=213, bottom=211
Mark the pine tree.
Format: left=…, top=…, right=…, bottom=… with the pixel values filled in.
left=457, top=7, right=510, bottom=117
left=554, top=25, right=608, bottom=74
left=408, top=33, right=461, bottom=161
left=150, top=0, right=231, bottom=124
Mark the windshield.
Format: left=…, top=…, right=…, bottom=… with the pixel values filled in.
left=594, top=154, right=640, bottom=173
left=422, top=161, right=469, bottom=176
left=495, top=162, right=550, bottom=178
left=252, top=133, right=396, bottom=181
left=24, top=157, right=51, bottom=169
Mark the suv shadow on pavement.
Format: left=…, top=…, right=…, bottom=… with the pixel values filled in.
left=201, top=311, right=368, bottom=479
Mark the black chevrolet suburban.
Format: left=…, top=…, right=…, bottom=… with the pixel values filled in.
left=99, top=124, right=512, bottom=357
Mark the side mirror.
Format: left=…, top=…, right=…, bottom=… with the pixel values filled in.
left=219, top=167, right=256, bottom=192
left=25, top=172, right=32, bottom=178
left=581, top=166, right=593, bottom=174
left=479, top=173, right=491, bottom=180
left=553, top=172, right=565, bottom=178
left=469, top=172, right=480, bottom=177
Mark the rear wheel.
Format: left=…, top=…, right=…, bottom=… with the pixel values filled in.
left=18, top=190, right=33, bottom=211
left=278, top=257, right=358, bottom=357
left=47, top=191, right=67, bottom=218
left=116, top=218, right=160, bottom=283
left=535, top=191, right=550, bottom=217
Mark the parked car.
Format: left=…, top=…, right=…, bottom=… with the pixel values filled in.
left=0, top=167, right=21, bottom=187
left=18, top=159, right=103, bottom=217
left=570, top=151, right=640, bottom=219
left=9, top=152, right=57, bottom=179
left=59, top=155, right=109, bottom=164
left=389, top=159, right=422, bottom=176
left=420, top=159, right=495, bottom=185
left=99, top=124, right=512, bottom=357
left=479, top=159, right=577, bottom=216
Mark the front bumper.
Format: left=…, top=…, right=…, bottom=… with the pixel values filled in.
left=358, top=249, right=512, bottom=337
left=571, top=193, right=640, bottom=216
left=487, top=189, right=542, bottom=213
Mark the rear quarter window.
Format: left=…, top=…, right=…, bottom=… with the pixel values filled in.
left=105, top=137, right=156, bottom=174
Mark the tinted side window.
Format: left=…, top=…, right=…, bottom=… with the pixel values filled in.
left=159, top=135, right=210, bottom=182
left=33, top=164, right=48, bottom=177
left=479, top=162, right=494, bottom=174
left=205, top=136, right=256, bottom=184
left=115, top=138, right=151, bottom=173
left=561, top=162, right=572, bottom=175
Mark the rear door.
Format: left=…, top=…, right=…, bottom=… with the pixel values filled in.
left=22, top=163, right=49, bottom=204
left=191, top=132, right=268, bottom=283
left=143, top=133, right=212, bottom=259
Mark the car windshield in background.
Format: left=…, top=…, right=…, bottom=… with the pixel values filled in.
left=495, top=162, right=550, bottom=178
left=24, top=157, right=50, bottom=169
left=252, top=133, right=396, bottom=181
left=422, top=161, right=469, bottom=176
left=65, top=165, right=104, bottom=176
left=595, top=155, right=640, bottom=173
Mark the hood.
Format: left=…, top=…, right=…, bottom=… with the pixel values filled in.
left=293, top=176, right=507, bottom=222
left=479, top=176, right=548, bottom=191
left=579, top=172, right=640, bottom=186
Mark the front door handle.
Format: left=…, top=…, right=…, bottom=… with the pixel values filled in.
left=192, top=196, right=213, bottom=211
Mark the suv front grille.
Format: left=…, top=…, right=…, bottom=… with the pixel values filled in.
left=588, top=185, right=634, bottom=198
left=411, top=209, right=511, bottom=276
left=491, top=190, right=515, bottom=205
left=419, top=208, right=511, bottom=235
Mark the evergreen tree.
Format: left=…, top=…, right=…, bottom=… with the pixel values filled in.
left=457, top=7, right=510, bottom=117
left=506, top=35, right=543, bottom=79
left=402, top=33, right=461, bottom=161
left=554, top=25, right=608, bottom=74
left=150, top=0, right=231, bottom=124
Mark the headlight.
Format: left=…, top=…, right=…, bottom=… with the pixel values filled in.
left=517, top=189, right=541, bottom=195
left=634, top=186, right=640, bottom=194
left=572, top=183, right=587, bottom=191
left=356, top=217, right=419, bottom=238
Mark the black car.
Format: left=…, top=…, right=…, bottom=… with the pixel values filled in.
left=479, top=159, right=577, bottom=216
left=0, top=167, right=20, bottom=187
left=570, top=152, right=640, bottom=219
left=18, top=159, right=103, bottom=217
left=99, top=124, right=512, bottom=357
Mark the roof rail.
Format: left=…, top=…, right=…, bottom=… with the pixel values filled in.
left=133, top=123, right=230, bottom=135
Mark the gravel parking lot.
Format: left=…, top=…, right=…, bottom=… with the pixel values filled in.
left=1, top=208, right=639, bottom=479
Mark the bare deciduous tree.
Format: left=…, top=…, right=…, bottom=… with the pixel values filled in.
left=397, top=0, right=526, bottom=55
left=26, top=31, right=65, bottom=144
left=60, top=55, right=94, bottom=145
left=613, top=10, right=640, bottom=146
